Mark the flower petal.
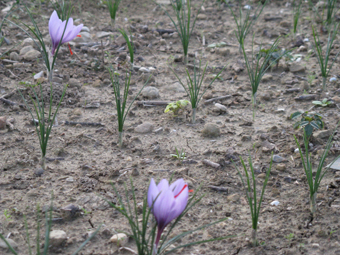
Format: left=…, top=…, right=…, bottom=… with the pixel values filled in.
left=170, top=179, right=185, bottom=196
left=172, top=185, right=188, bottom=219
left=147, top=178, right=159, bottom=208
left=157, top=179, right=169, bottom=191
left=153, top=188, right=175, bottom=230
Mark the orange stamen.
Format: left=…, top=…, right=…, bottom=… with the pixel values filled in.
left=68, top=43, right=73, bottom=55
left=174, top=184, right=188, bottom=198
left=189, top=189, right=194, bottom=193
left=76, top=35, right=81, bottom=37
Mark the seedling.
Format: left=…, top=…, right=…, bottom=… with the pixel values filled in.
left=164, top=100, right=189, bottom=116
left=312, top=98, right=332, bottom=107
left=233, top=153, right=273, bottom=246
left=290, top=111, right=324, bottom=141
left=106, top=0, right=121, bottom=28
left=285, top=233, right=294, bottom=241
left=294, top=124, right=339, bottom=217
left=4, top=209, right=12, bottom=221
left=170, top=147, right=187, bottom=163
left=312, top=23, right=340, bottom=90
left=293, top=0, right=303, bottom=34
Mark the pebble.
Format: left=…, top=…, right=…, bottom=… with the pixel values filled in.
left=294, top=94, right=316, bottom=101
left=164, top=82, right=185, bottom=93
left=20, top=45, right=34, bottom=55
left=0, top=116, right=7, bottom=130
left=49, top=230, right=67, bottom=246
left=0, top=238, right=18, bottom=249
left=21, top=38, right=34, bottom=48
left=9, top=52, right=19, bottom=61
left=34, top=71, right=44, bottom=79
left=214, top=103, right=228, bottom=112
left=273, top=155, right=288, bottom=163
left=276, top=163, right=286, bottom=171
left=227, top=194, right=239, bottom=202
left=135, top=122, right=154, bottom=133
left=314, top=130, right=332, bottom=139
left=270, top=201, right=280, bottom=206
left=330, top=77, right=337, bottom=82
left=289, top=63, right=305, bottom=73
left=139, top=67, right=150, bottom=73
left=174, top=55, right=183, bottom=62
left=34, top=168, right=44, bottom=177
left=280, top=20, right=290, bottom=28
left=142, top=86, right=159, bottom=99
left=202, top=123, right=220, bottom=137
left=110, top=233, right=128, bottom=247
left=216, top=48, right=230, bottom=56
left=96, top=31, right=112, bottom=38
left=23, top=49, right=41, bottom=61
left=197, top=14, right=207, bottom=20
left=68, top=78, right=82, bottom=88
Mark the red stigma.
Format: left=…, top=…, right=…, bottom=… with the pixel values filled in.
left=76, top=35, right=81, bottom=37
left=174, top=184, right=188, bottom=198
left=68, top=43, right=73, bottom=55
left=189, top=189, right=194, bottom=193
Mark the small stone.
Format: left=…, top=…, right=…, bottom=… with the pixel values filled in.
left=174, top=55, right=183, bottom=62
left=298, top=46, right=307, bottom=52
left=197, top=14, right=207, bottom=20
left=262, top=74, right=273, bottom=82
left=0, top=238, right=18, bottom=249
left=49, top=230, right=67, bottom=247
left=135, top=122, right=154, bottom=133
left=23, top=49, right=41, bottom=61
left=311, top=243, right=320, bottom=249
left=276, top=163, right=286, bottom=171
left=68, top=78, right=82, bottom=88
left=202, top=123, right=220, bottom=137
left=96, top=31, right=112, bottom=38
left=92, top=79, right=101, bottom=87
left=227, top=194, right=239, bottom=202
left=241, top=135, right=251, bottom=141
left=110, top=233, right=128, bottom=247
left=9, top=52, right=19, bottom=61
left=280, top=20, right=290, bottom=28
left=314, top=130, right=332, bottom=139
left=165, top=82, right=185, bottom=92
left=214, top=103, right=228, bottom=113
left=0, top=116, right=7, bottom=130
left=139, top=67, right=150, bottom=73
left=260, top=92, right=272, bottom=101
left=34, top=168, right=44, bottom=177
left=273, top=155, right=287, bottom=163
left=66, top=177, right=74, bottom=182
left=20, top=45, right=34, bottom=55
left=289, top=63, right=305, bottom=73
left=332, top=96, right=340, bottom=103
left=142, top=86, right=159, bottom=99
left=160, top=39, right=166, bottom=45
left=270, top=200, right=280, bottom=206
left=34, top=71, right=44, bottom=79
left=216, top=48, right=230, bottom=56
left=258, top=173, right=267, bottom=179
left=21, top=38, right=34, bottom=47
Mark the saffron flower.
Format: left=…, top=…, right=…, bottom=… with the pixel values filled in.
left=147, top=178, right=189, bottom=248
left=49, top=10, right=83, bottom=55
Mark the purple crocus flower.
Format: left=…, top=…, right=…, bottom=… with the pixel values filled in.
left=49, top=10, right=83, bottom=55
left=148, top=178, right=189, bottom=248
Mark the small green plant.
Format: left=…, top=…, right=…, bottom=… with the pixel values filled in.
left=4, top=209, right=12, bottom=221
left=256, top=48, right=292, bottom=70
left=293, top=0, right=303, bottom=34
left=285, top=233, right=294, bottom=241
left=294, top=124, right=339, bottom=217
left=81, top=207, right=92, bottom=215
left=290, top=111, right=324, bottom=141
left=161, top=0, right=205, bottom=64
left=229, top=1, right=267, bottom=53
left=106, top=0, right=121, bottom=28
left=326, top=0, right=337, bottom=25
left=242, top=35, right=288, bottom=120
left=170, top=147, right=186, bottom=163
left=233, top=153, right=273, bottom=246
left=108, top=68, right=150, bottom=147
left=312, top=23, right=340, bottom=90
left=171, top=60, right=224, bottom=123
left=313, top=98, right=332, bottom=107
left=164, top=100, right=189, bottom=116
left=307, top=73, right=316, bottom=86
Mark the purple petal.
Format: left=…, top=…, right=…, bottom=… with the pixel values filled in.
left=157, top=179, right=169, bottom=191
left=172, top=185, right=188, bottom=219
left=170, top=179, right=185, bottom=196
left=153, top=188, right=175, bottom=229
left=147, top=178, right=159, bottom=208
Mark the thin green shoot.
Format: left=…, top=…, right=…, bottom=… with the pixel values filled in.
left=241, top=35, right=288, bottom=120
left=106, top=0, right=121, bottom=28
left=294, top=124, right=339, bottom=217
left=312, top=23, right=340, bottom=90
left=106, top=178, right=234, bottom=255
left=18, top=82, right=67, bottom=170
left=229, top=1, right=267, bottom=54
left=170, top=60, right=224, bottom=123
left=161, top=0, right=205, bottom=64
left=326, top=0, right=337, bottom=25
left=233, top=153, right=273, bottom=246
left=293, top=0, right=303, bottom=34
left=118, top=28, right=134, bottom=67
left=4, top=209, right=12, bottom=221
left=108, top=68, right=150, bottom=147
left=170, top=147, right=186, bottom=163
left=53, top=0, right=71, bottom=21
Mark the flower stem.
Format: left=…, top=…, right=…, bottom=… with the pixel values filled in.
left=252, top=228, right=258, bottom=246
left=252, top=94, right=257, bottom=121
left=310, top=193, right=317, bottom=216
left=111, top=18, right=116, bottom=30
left=41, top=156, right=46, bottom=170
left=192, top=108, right=196, bottom=124
left=48, top=68, right=53, bottom=83
left=184, top=54, right=188, bottom=65
left=322, top=76, right=327, bottom=91
left=118, top=131, right=123, bottom=147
